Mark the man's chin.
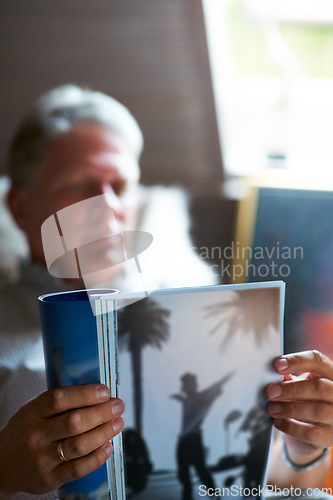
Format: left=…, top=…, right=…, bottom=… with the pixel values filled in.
left=82, top=262, right=125, bottom=288
left=45, top=249, right=124, bottom=288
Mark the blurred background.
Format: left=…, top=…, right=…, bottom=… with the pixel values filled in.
left=0, top=0, right=233, bottom=274
left=1, top=0, right=333, bottom=353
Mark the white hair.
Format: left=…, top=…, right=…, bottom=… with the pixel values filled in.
left=7, top=84, right=144, bottom=185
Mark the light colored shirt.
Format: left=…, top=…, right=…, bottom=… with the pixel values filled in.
left=0, top=263, right=74, bottom=500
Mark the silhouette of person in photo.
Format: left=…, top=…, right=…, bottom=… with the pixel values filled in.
left=171, top=372, right=233, bottom=500
left=237, top=388, right=271, bottom=494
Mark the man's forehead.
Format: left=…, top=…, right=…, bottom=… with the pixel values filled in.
left=41, top=130, right=140, bottom=183
left=45, top=154, right=140, bottom=187
left=46, top=123, right=138, bottom=159
left=86, top=151, right=139, bottom=174
left=61, top=123, right=134, bottom=152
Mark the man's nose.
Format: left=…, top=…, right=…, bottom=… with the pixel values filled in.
left=97, top=184, right=124, bottom=222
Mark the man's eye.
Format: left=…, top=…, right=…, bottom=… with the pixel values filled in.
left=112, top=182, right=126, bottom=196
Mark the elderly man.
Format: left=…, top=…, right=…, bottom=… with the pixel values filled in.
left=1, top=85, right=333, bottom=498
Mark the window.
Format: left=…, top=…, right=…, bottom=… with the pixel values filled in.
left=203, top=0, right=333, bottom=179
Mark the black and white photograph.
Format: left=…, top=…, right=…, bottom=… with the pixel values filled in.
left=117, top=283, right=283, bottom=499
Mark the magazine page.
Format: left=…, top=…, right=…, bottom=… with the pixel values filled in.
left=116, top=281, right=284, bottom=500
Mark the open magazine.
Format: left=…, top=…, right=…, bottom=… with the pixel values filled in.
left=39, top=281, right=284, bottom=500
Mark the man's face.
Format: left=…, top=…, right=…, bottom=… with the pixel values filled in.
left=15, top=123, right=140, bottom=282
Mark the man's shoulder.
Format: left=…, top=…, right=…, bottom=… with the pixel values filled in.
left=0, top=274, right=41, bottom=333
left=0, top=277, right=23, bottom=309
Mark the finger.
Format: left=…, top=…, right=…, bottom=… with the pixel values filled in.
left=54, top=442, right=114, bottom=486
left=274, top=350, right=333, bottom=380
left=272, top=418, right=330, bottom=449
left=34, top=384, right=111, bottom=418
left=266, top=377, right=333, bottom=403
left=48, top=398, right=125, bottom=441
left=61, top=417, right=124, bottom=461
left=267, top=401, right=333, bottom=426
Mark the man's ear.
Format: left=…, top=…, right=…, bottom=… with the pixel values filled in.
left=7, top=185, right=29, bottom=231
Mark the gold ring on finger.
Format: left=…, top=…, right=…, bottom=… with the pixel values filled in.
left=57, top=441, right=67, bottom=463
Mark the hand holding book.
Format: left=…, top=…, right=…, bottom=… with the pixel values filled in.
left=266, top=350, right=333, bottom=487
left=0, top=384, right=124, bottom=496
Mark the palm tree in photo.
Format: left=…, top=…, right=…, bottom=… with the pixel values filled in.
left=118, top=297, right=171, bottom=436
left=203, top=287, right=280, bottom=349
